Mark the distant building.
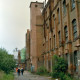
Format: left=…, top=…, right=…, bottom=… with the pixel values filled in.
left=17, top=48, right=26, bottom=69
left=26, top=29, right=31, bottom=70
left=13, top=48, right=18, bottom=66
left=13, top=48, right=18, bottom=59
left=18, top=50, right=21, bottom=67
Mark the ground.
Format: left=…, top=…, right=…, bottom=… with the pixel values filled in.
left=14, top=71, right=51, bottom=80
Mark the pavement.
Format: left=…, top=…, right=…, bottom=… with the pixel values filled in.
left=14, top=71, right=51, bottom=80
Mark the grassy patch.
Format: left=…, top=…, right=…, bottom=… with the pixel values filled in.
left=0, top=71, right=14, bottom=80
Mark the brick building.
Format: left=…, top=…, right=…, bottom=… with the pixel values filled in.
left=18, top=50, right=21, bottom=66
left=27, top=0, right=80, bottom=76
left=26, top=29, right=31, bottom=70
left=42, top=0, right=80, bottom=76
left=30, top=1, right=44, bottom=71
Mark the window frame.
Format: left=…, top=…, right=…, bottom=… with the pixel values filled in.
left=57, top=8, right=60, bottom=24
left=71, top=0, right=75, bottom=10
left=63, top=0, right=66, bottom=16
left=58, top=31, right=61, bottom=46
left=72, top=19, right=77, bottom=40
left=64, top=26, right=68, bottom=43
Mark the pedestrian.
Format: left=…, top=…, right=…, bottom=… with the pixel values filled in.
left=21, top=68, right=24, bottom=75
left=18, top=68, right=20, bottom=76
left=16, top=67, right=18, bottom=75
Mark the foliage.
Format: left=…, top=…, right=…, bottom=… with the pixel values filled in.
left=52, top=55, right=68, bottom=80
left=52, top=55, right=68, bottom=73
left=0, top=71, right=14, bottom=80
left=36, top=66, right=48, bottom=75
left=0, top=48, right=16, bottom=73
left=63, top=74, right=73, bottom=80
left=20, top=48, right=26, bottom=63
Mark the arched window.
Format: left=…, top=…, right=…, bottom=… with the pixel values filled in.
left=54, top=35, right=56, bottom=48
left=71, top=0, right=75, bottom=9
left=53, top=14, right=55, bottom=28
left=58, top=31, right=61, bottom=46
left=72, top=19, right=77, bottom=39
left=64, top=26, right=68, bottom=42
left=63, top=0, right=66, bottom=15
left=57, top=8, right=60, bottom=23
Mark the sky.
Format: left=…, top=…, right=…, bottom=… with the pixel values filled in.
left=0, top=0, right=44, bottom=54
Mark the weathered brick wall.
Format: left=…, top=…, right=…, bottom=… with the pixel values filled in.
left=30, top=2, right=44, bottom=71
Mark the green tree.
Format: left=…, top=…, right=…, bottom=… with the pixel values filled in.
left=0, top=48, right=16, bottom=73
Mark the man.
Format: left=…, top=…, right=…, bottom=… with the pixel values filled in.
left=21, top=68, right=24, bottom=75
left=18, top=68, right=20, bottom=76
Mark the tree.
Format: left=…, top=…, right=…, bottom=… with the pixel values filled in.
left=0, top=48, right=16, bottom=73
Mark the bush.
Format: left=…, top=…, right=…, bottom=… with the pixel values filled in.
left=52, top=55, right=68, bottom=73
left=36, top=66, right=48, bottom=75
left=0, top=48, right=16, bottom=73
left=63, top=74, right=73, bottom=80
left=52, top=55, right=68, bottom=79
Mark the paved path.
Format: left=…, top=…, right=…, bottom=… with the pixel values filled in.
left=14, top=71, right=51, bottom=80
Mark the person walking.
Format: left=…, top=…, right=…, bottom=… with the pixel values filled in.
left=16, top=67, right=18, bottom=75
left=21, top=68, right=24, bottom=75
left=18, top=68, right=20, bottom=76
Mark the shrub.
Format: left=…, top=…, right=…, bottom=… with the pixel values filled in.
left=52, top=55, right=68, bottom=79
left=0, top=48, right=16, bottom=73
left=52, top=55, right=68, bottom=73
left=63, top=74, right=73, bottom=80
left=36, top=66, right=48, bottom=75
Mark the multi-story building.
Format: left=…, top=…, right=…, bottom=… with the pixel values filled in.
left=18, top=50, right=21, bottom=67
left=30, top=1, right=44, bottom=71
left=42, top=0, right=80, bottom=76
left=17, top=48, right=26, bottom=69
left=26, top=29, right=31, bottom=70
left=28, top=0, right=80, bottom=76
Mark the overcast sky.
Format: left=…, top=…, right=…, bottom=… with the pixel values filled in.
left=0, top=0, right=44, bottom=54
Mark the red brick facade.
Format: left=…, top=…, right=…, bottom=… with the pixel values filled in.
left=26, top=29, right=30, bottom=70
left=26, top=0, right=80, bottom=77
left=30, top=2, right=44, bottom=71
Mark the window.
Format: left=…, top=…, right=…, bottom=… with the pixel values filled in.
left=53, top=15, right=55, bottom=28
left=71, top=0, right=75, bottom=9
left=58, top=31, right=61, bottom=46
left=35, top=5, right=38, bottom=7
left=72, top=19, right=77, bottom=39
left=50, top=38, right=51, bottom=50
left=54, top=35, right=56, bottom=48
left=64, top=26, right=68, bottom=42
left=74, top=51, right=78, bottom=72
left=48, top=60, right=51, bottom=70
left=57, top=8, right=60, bottom=23
left=63, top=0, right=66, bottom=15
left=65, top=53, right=69, bottom=66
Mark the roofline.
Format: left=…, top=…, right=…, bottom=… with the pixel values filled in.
left=42, top=0, right=49, bottom=14
left=30, top=1, right=44, bottom=8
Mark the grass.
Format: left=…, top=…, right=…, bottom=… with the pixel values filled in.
left=0, top=71, right=14, bottom=80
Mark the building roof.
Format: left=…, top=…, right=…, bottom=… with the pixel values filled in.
left=30, top=1, right=43, bottom=8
